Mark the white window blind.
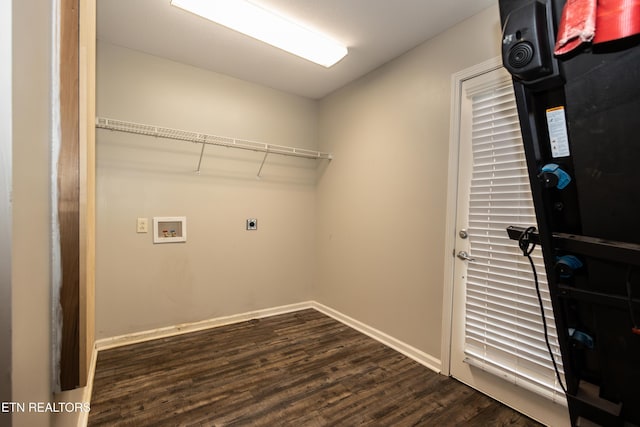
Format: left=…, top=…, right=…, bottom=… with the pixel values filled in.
left=464, top=79, right=567, bottom=404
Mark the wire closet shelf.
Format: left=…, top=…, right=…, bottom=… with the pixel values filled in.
left=95, top=117, right=333, bottom=175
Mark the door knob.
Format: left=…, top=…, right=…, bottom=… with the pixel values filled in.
left=457, top=251, right=476, bottom=262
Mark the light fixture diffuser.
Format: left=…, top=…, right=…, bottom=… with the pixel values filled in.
left=170, top=0, right=348, bottom=67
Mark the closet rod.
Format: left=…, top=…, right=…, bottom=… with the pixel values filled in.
left=95, top=117, right=333, bottom=160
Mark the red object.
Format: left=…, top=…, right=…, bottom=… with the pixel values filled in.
left=555, top=0, right=597, bottom=55
left=555, top=0, right=640, bottom=55
left=593, top=0, right=640, bottom=43
left=632, top=327, right=640, bottom=335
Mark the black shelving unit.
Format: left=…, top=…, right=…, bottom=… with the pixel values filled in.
left=498, top=1, right=640, bottom=425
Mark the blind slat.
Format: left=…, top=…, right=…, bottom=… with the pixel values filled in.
left=462, top=79, right=565, bottom=404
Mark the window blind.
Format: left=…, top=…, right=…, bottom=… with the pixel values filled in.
left=464, top=80, right=566, bottom=404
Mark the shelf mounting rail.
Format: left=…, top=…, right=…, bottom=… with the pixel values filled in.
left=95, top=117, right=332, bottom=175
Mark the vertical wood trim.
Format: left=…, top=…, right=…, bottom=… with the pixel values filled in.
left=78, top=0, right=96, bottom=387
left=59, top=0, right=80, bottom=390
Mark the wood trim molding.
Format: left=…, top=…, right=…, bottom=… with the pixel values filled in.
left=78, top=0, right=96, bottom=388
left=59, top=0, right=80, bottom=390
left=58, top=0, right=96, bottom=390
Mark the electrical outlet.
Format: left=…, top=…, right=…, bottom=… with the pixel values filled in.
left=137, top=217, right=148, bottom=233
left=246, top=218, right=257, bottom=230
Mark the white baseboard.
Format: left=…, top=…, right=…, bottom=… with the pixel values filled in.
left=94, top=301, right=314, bottom=351
left=90, top=301, right=442, bottom=410
left=310, top=302, right=442, bottom=373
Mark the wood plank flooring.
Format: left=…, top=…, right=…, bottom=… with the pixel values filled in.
left=89, top=309, right=542, bottom=426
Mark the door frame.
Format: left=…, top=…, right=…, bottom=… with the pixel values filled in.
left=441, top=56, right=503, bottom=375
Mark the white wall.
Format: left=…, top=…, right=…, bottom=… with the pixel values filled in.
left=95, top=4, right=503, bottom=363
left=315, top=4, right=502, bottom=362
left=10, top=0, right=54, bottom=425
left=96, top=42, right=320, bottom=338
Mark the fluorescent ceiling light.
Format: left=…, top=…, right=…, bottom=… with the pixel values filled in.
left=170, top=0, right=348, bottom=67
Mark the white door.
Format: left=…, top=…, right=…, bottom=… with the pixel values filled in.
left=449, top=65, right=570, bottom=426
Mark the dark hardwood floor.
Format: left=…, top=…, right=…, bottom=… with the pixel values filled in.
left=89, top=309, right=542, bottom=426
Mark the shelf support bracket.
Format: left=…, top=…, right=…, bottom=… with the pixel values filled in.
left=257, top=147, right=270, bottom=179
left=195, top=135, right=206, bottom=175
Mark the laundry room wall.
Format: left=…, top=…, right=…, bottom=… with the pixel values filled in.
left=96, top=41, right=320, bottom=338
left=315, top=4, right=502, bottom=364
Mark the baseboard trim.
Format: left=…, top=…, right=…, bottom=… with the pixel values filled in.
left=310, top=302, right=442, bottom=374
left=78, top=344, right=97, bottom=427
left=93, top=300, right=441, bottom=374
left=94, top=301, right=314, bottom=351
